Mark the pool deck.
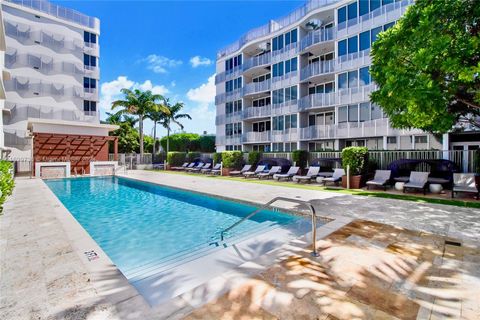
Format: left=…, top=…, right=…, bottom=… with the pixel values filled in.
left=1, top=171, right=479, bottom=319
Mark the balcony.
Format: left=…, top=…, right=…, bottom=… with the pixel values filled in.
left=337, top=49, right=371, bottom=71
left=243, top=131, right=271, bottom=143
left=300, top=27, right=335, bottom=52
left=4, top=77, right=84, bottom=101
left=271, top=100, right=298, bottom=115
left=243, top=53, right=271, bottom=72
left=243, top=105, right=272, bottom=120
left=337, top=84, right=377, bottom=105
left=299, top=92, right=337, bottom=110
left=215, top=88, right=242, bottom=105
left=243, top=79, right=271, bottom=97
left=83, top=87, right=98, bottom=100
left=271, top=128, right=298, bottom=142
left=271, top=71, right=298, bottom=90
left=271, top=42, right=298, bottom=63
left=300, top=60, right=335, bottom=81
left=215, top=65, right=242, bottom=85
left=216, top=134, right=242, bottom=145
left=4, top=102, right=98, bottom=124
left=215, top=111, right=242, bottom=125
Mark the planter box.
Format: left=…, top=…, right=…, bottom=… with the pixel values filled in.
left=222, top=168, right=233, bottom=176
left=341, top=175, right=366, bottom=189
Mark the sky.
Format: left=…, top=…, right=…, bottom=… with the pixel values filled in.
left=52, top=0, right=304, bottom=137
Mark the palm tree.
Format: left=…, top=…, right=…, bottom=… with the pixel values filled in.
left=111, top=89, right=166, bottom=155
left=146, top=102, right=168, bottom=156
left=159, top=99, right=191, bottom=154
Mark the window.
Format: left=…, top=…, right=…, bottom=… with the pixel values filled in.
left=387, top=136, right=397, bottom=144
left=253, top=97, right=270, bottom=107
left=414, top=135, right=428, bottom=144
left=371, top=103, right=382, bottom=119
left=284, top=29, right=297, bottom=46
left=272, top=116, right=284, bottom=131
left=383, top=0, right=394, bottom=5
left=370, top=0, right=381, bottom=11
left=348, top=70, right=358, bottom=88
left=226, top=100, right=242, bottom=114
left=338, top=73, right=348, bottom=89
left=359, top=31, right=370, bottom=51
left=359, top=67, right=370, bottom=85
left=325, top=82, right=334, bottom=93
left=272, top=62, right=284, bottom=77
left=225, top=54, right=242, bottom=71
left=285, top=85, right=297, bottom=101
left=359, top=0, right=369, bottom=16
left=83, top=77, right=96, bottom=89
left=338, top=39, right=347, bottom=57
left=285, top=114, right=297, bottom=129
left=348, top=104, right=359, bottom=122
left=338, top=6, right=347, bottom=27
left=347, top=2, right=358, bottom=20
left=348, top=35, right=358, bottom=54
left=253, top=120, right=271, bottom=132
left=272, top=143, right=284, bottom=152
left=84, top=31, right=97, bottom=44
left=272, top=34, right=284, bottom=51
left=359, top=102, right=370, bottom=122
left=371, top=26, right=382, bottom=45
left=253, top=73, right=270, bottom=82
left=83, top=54, right=96, bottom=67
left=284, top=142, right=297, bottom=152
left=285, top=57, right=297, bottom=74
left=272, top=89, right=284, bottom=104
left=83, top=100, right=96, bottom=113
left=338, top=106, right=348, bottom=123
left=384, top=21, right=395, bottom=31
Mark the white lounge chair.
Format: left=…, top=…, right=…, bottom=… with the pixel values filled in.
left=243, top=165, right=266, bottom=178
left=452, top=173, right=479, bottom=199
left=403, top=171, right=430, bottom=194
left=192, top=163, right=209, bottom=173
left=274, top=167, right=300, bottom=181
left=202, top=163, right=220, bottom=174
left=319, top=168, right=345, bottom=186
left=366, top=170, right=392, bottom=190
left=230, top=165, right=252, bottom=176
left=171, top=162, right=189, bottom=170
left=186, top=162, right=204, bottom=172
left=257, top=166, right=281, bottom=179
left=293, top=166, right=320, bottom=183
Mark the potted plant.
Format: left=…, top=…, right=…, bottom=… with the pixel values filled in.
left=248, top=151, right=262, bottom=167
left=341, top=147, right=369, bottom=189
left=292, top=150, right=309, bottom=174
left=221, top=151, right=244, bottom=176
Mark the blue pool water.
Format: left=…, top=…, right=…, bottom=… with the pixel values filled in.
left=45, top=176, right=304, bottom=279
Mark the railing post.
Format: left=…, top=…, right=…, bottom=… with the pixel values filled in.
left=346, top=164, right=350, bottom=189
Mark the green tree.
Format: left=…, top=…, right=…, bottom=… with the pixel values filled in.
left=146, top=102, right=170, bottom=155
left=111, top=89, right=166, bottom=155
left=158, top=99, right=191, bottom=154
left=104, top=113, right=139, bottom=153
left=370, top=0, right=480, bottom=133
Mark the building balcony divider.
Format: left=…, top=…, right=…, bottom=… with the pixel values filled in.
left=271, top=128, right=298, bottom=142
left=5, top=76, right=84, bottom=101
left=243, top=79, right=271, bottom=97
left=300, top=60, right=335, bottom=81
left=300, top=27, right=335, bottom=52
left=243, top=131, right=271, bottom=143
left=243, top=104, right=272, bottom=120
left=271, top=99, right=298, bottom=115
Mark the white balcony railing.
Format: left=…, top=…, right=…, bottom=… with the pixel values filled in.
left=243, top=79, right=271, bottom=96
left=300, top=60, right=335, bottom=81
left=271, top=71, right=299, bottom=89
left=271, top=99, right=298, bottom=115
left=243, top=105, right=272, bottom=120
left=271, top=42, right=299, bottom=63
left=243, top=53, right=271, bottom=72
left=4, top=77, right=84, bottom=101
left=299, top=92, right=337, bottom=110
left=271, top=128, right=298, bottom=142
left=243, top=131, right=271, bottom=143
left=4, top=102, right=98, bottom=124
left=215, top=111, right=242, bottom=125
left=300, top=27, right=335, bottom=51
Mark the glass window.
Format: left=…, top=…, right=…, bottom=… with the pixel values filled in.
left=338, top=6, right=347, bottom=26
left=291, top=57, right=297, bottom=72
left=316, top=85, right=324, bottom=94
left=359, top=31, right=370, bottom=51
left=83, top=77, right=96, bottom=89
left=309, top=114, right=316, bottom=126
left=291, top=114, right=297, bottom=128
left=359, top=67, right=370, bottom=85
left=291, top=86, right=297, bottom=100
left=338, top=106, right=348, bottom=123
left=291, top=29, right=297, bottom=43
left=348, top=35, right=358, bottom=54
left=309, top=87, right=315, bottom=95
left=338, top=39, right=347, bottom=57
left=383, top=0, right=393, bottom=4
left=371, top=103, right=382, bottom=119
left=338, top=73, right=348, bottom=89
left=414, top=135, right=428, bottom=144
left=371, top=26, right=382, bottom=44
left=325, top=82, right=334, bottom=93
left=348, top=70, right=358, bottom=88
left=384, top=22, right=395, bottom=31
left=277, top=34, right=284, bottom=50
left=370, top=0, right=381, bottom=11
left=285, top=32, right=291, bottom=46
left=285, top=59, right=291, bottom=73
left=348, top=104, right=359, bottom=122
left=387, top=136, right=397, bottom=144
left=359, top=102, right=370, bottom=121
left=347, top=2, right=358, bottom=20
left=359, top=0, right=369, bottom=16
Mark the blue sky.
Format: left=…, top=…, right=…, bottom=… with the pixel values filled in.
left=55, top=0, right=303, bottom=137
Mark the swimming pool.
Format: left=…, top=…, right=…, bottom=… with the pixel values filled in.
left=45, top=176, right=308, bottom=284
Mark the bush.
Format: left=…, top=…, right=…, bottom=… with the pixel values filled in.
left=292, top=150, right=309, bottom=169
left=198, top=135, right=216, bottom=153
left=221, top=151, right=244, bottom=169
left=248, top=151, right=262, bottom=166
left=341, top=147, right=369, bottom=176
left=186, top=152, right=201, bottom=162
left=213, top=152, right=222, bottom=164
left=160, top=133, right=216, bottom=152
left=167, top=152, right=187, bottom=166
left=0, top=161, right=14, bottom=212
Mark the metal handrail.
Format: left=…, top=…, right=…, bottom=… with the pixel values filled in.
left=220, top=196, right=319, bottom=257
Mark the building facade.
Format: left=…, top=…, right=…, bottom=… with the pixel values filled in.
left=215, top=0, right=447, bottom=153
left=0, top=0, right=101, bottom=158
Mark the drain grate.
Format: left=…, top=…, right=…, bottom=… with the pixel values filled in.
left=84, top=250, right=99, bottom=261
left=445, top=240, right=462, bottom=247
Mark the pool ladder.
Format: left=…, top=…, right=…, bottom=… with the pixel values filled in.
left=220, top=197, right=319, bottom=257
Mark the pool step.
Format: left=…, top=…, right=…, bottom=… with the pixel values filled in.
left=126, top=220, right=293, bottom=283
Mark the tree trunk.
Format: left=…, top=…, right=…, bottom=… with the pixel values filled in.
left=152, top=121, right=157, bottom=157
left=167, top=128, right=170, bottom=154
left=139, top=116, right=144, bottom=156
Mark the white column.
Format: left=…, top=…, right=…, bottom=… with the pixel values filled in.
left=382, top=136, right=388, bottom=150
left=442, top=133, right=449, bottom=160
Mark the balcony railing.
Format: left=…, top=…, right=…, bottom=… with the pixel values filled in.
left=271, top=128, right=298, bottom=142
left=4, top=77, right=84, bottom=101
left=300, top=27, right=335, bottom=51
left=299, top=92, right=337, bottom=110
left=215, top=111, right=242, bottom=125
left=4, top=102, right=98, bottom=124
left=243, top=79, right=271, bottom=96
left=271, top=100, right=298, bottom=115
left=243, top=105, right=272, bottom=120
left=271, top=42, right=298, bottom=63
left=6, top=0, right=100, bottom=29
left=243, top=131, right=271, bottom=143
left=216, top=134, right=242, bottom=145
left=271, top=71, right=299, bottom=89
left=300, top=60, right=335, bottom=81
left=215, top=88, right=243, bottom=105
left=243, top=53, right=271, bottom=72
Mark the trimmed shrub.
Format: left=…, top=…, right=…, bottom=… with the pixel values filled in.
left=160, top=133, right=216, bottom=152
left=248, top=151, right=262, bottom=166
left=187, top=152, right=201, bottom=162
left=213, top=152, right=222, bottom=164
left=341, top=147, right=369, bottom=175
left=198, top=135, right=216, bottom=153
left=292, top=150, right=309, bottom=169
left=221, top=151, right=244, bottom=169
left=167, top=152, right=187, bottom=166
left=0, top=161, right=14, bottom=212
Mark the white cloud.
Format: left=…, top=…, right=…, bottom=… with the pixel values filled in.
left=189, top=55, right=212, bottom=68
left=186, top=74, right=215, bottom=103
left=100, top=76, right=169, bottom=112
left=141, top=54, right=182, bottom=74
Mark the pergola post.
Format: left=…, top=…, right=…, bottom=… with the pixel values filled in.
left=114, top=137, right=118, bottom=161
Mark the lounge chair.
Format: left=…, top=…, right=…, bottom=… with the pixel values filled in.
left=243, top=165, right=266, bottom=178
left=230, top=165, right=252, bottom=176
left=403, top=171, right=429, bottom=194
left=208, top=163, right=222, bottom=175
left=192, top=163, right=210, bottom=173
left=186, top=162, right=204, bottom=172
left=319, top=168, right=345, bottom=186
left=366, top=170, right=392, bottom=190
left=171, top=162, right=189, bottom=170
left=203, top=163, right=221, bottom=174
left=452, top=173, right=479, bottom=199
left=274, top=167, right=300, bottom=181
left=293, top=166, right=320, bottom=183
left=257, top=166, right=282, bottom=179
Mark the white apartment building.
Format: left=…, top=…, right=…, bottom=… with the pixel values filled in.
left=0, top=0, right=101, bottom=158
left=215, top=0, right=447, bottom=153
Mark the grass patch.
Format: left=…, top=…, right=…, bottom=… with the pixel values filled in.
left=147, top=169, right=480, bottom=209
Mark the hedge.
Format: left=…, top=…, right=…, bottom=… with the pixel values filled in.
left=160, top=133, right=215, bottom=152
left=187, top=152, right=201, bottom=162
left=167, top=152, right=187, bottom=166
left=292, top=150, right=309, bottom=169
left=341, top=147, right=369, bottom=175
left=221, top=151, right=244, bottom=169
left=213, top=152, right=222, bottom=164
left=0, top=161, right=14, bottom=212
left=248, top=151, right=262, bottom=166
